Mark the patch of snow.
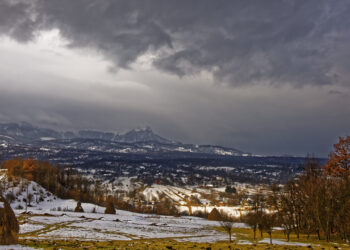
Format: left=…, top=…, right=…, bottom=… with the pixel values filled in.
left=19, top=223, right=46, bottom=234
left=259, top=238, right=310, bottom=246
left=40, top=137, right=55, bottom=141
left=0, top=245, right=34, bottom=250
left=214, top=149, right=234, bottom=155
left=0, top=134, right=15, bottom=140
left=175, top=147, right=193, bottom=152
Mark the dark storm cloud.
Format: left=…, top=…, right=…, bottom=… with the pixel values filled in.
left=1, top=0, right=350, bottom=87
left=1, top=0, right=350, bottom=156
left=0, top=0, right=37, bottom=41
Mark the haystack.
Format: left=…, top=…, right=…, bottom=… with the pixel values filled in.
left=74, top=201, right=84, bottom=213
left=105, top=198, right=116, bottom=214
left=0, top=195, right=19, bottom=245
left=208, top=207, right=222, bottom=221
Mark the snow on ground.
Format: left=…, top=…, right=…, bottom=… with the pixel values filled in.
left=0, top=245, right=34, bottom=250
left=19, top=223, right=46, bottom=234
left=175, top=234, right=229, bottom=243
left=17, top=206, right=227, bottom=242
left=104, top=176, right=141, bottom=193
left=178, top=205, right=248, bottom=218
left=0, top=173, right=319, bottom=246
left=259, top=238, right=311, bottom=246
left=17, top=205, right=319, bottom=246
left=143, top=185, right=197, bottom=204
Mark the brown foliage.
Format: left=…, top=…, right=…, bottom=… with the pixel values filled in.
left=243, top=212, right=260, bottom=240
left=2, top=158, right=96, bottom=205
left=269, top=156, right=350, bottom=243
left=0, top=195, right=19, bottom=245
left=325, top=136, right=350, bottom=177
left=154, top=198, right=178, bottom=216
left=105, top=197, right=116, bottom=214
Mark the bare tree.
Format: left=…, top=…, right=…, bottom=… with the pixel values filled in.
left=219, top=212, right=235, bottom=243
left=261, top=213, right=276, bottom=244
left=243, top=212, right=259, bottom=241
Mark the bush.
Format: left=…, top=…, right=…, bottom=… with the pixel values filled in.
left=5, top=193, right=15, bottom=204
left=15, top=205, right=23, bottom=210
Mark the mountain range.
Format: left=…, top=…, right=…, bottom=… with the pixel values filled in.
left=0, top=122, right=247, bottom=156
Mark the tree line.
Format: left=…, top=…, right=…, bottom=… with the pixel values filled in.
left=240, top=136, right=350, bottom=243
left=1, top=158, right=100, bottom=204
left=0, top=157, right=181, bottom=216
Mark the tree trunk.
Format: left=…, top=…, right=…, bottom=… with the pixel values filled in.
left=295, top=227, right=300, bottom=239
left=269, top=232, right=272, bottom=244
left=25, top=183, right=29, bottom=212
left=316, top=229, right=321, bottom=240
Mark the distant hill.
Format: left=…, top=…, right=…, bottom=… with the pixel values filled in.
left=0, top=122, right=314, bottom=185
left=0, top=122, right=246, bottom=156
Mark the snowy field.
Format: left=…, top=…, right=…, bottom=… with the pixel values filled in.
left=16, top=202, right=314, bottom=247
left=17, top=205, right=229, bottom=242
left=0, top=173, right=324, bottom=247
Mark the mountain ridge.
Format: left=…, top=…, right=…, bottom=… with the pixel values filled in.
left=0, top=122, right=247, bottom=156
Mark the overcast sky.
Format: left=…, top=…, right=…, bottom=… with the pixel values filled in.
left=0, top=0, right=349, bottom=156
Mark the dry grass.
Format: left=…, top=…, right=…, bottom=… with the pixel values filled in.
left=19, top=238, right=326, bottom=250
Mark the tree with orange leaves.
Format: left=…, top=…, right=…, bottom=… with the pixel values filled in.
left=22, top=158, right=36, bottom=181
left=325, top=136, right=350, bottom=177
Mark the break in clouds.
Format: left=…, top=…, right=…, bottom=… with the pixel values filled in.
left=0, top=0, right=350, bottom=156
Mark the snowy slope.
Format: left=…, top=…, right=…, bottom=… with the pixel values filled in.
left=0, top=172, right=317, bottom=246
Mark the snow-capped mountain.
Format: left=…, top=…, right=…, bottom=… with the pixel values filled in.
left=114, top=127, right=173, bottom=144
left=0, top=122, right=63, bottom=143
left=0, top=122, right=246, bottom=156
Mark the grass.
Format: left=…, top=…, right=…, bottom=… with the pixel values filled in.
left=216, top=226, right=350, bottom=250
left=19, top=238, right=326, bottom=250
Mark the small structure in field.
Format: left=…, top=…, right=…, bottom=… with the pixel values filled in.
left=0, top=195, right=19, bottom=245
left=105, top=198, right=116, bottom=214
left=208, top=207, right=222, bottom=221
left=74, top=201, right=84, bottom=213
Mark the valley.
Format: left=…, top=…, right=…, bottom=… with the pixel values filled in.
left=0, top=172, right=337, bottom=249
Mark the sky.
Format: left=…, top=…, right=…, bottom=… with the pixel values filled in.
left=0, top=0, right=349, bottom=157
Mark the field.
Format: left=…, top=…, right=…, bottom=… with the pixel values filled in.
left=12, top=203, right=349, bottom=249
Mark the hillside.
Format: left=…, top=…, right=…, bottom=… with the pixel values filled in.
left=0, top=171, right=325, bottom=249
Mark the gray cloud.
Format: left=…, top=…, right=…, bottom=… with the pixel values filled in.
left=0, top=0, right=37, bottom=42
left=1, top=0, right=350, bottom=86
